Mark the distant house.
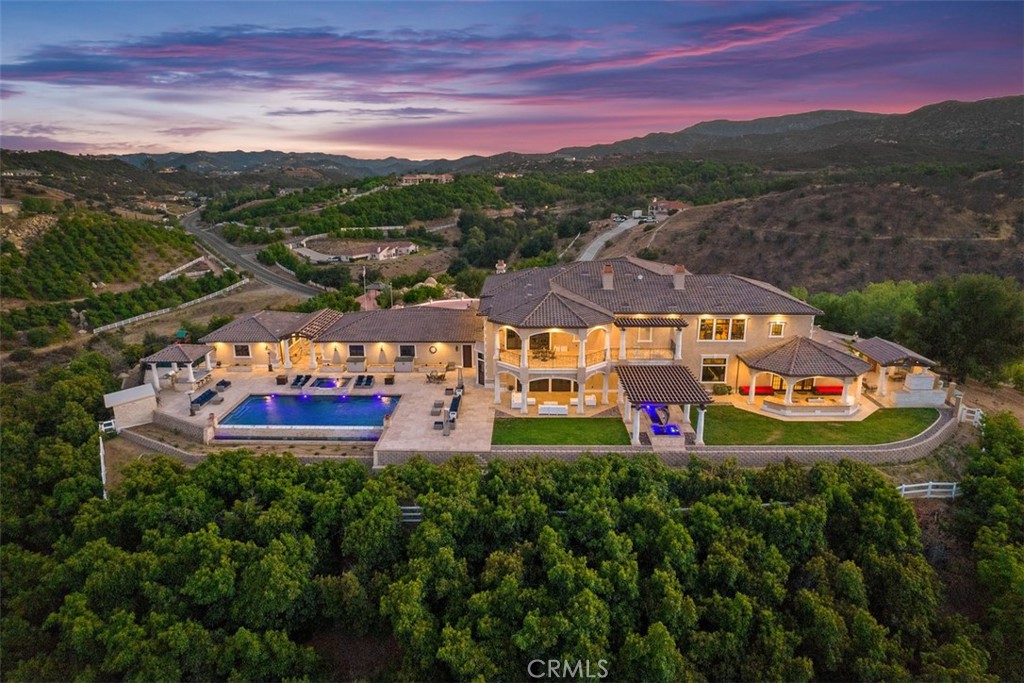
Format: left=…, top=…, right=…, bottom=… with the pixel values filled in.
left=0, top=199, right=21, bottom=215
left=332, top=241, right=419, bottom=262
left=399, top=173, right=454, bottom=186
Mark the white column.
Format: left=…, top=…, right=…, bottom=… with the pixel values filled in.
left=841, top=378, right=852, bottom=405
left=619, top=328, right=627, bottom=361
left=578, top=332, right=586, bottom=367
left=520, top=333, right=528, bottom=368
left=683, top=404, right=692, bottom=425
left=748, top=371, right=758, bottom=404
left=624, top=400, right=631, bottom=421
left=308, top=339, right=318, bottom=369
left=184, top=362, right=196, bottom=383
left=150, top=363, right=161, bottom=391
left=282, top=340, right=292, bottom=369
left=784, top=379, right=795, bottom=405
left=602, top=373, right=609, bottom=404
left=520, top=377, right=529, bottom=415
left=204, top=353, right=213, bottom=371
left=604, top=329, right=611, bottom=362
left=494, top=372, right=502, bottom=404
left=879, top=367, right=889, bottom=397
left=695, top=407, right=706, bottom=446
left=674, top=328, right=683, bottom=360
left=631, top=405, right=641, bottom=445
left=493, top=329, right=501, bottom=360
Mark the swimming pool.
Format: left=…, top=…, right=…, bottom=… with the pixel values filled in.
left=217, top=394, right=400, bottom=440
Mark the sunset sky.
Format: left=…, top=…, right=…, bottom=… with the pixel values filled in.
left=2, top=1, right=1021, bottom=159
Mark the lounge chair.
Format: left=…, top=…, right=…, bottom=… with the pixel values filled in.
left=290, top=375, right=303, bottom=387
left=354, top=375, right=366, bottom=387
left=191, top=389, right=217, bottom=408
left=215, top=379, right=231, bottom=392
left=448, top=394, right=462, bottom=422
left=364, top=375, right=375, bottom=388
left=299, top=375, right=312, bottom=387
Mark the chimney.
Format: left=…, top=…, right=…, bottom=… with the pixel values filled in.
left=602, top=263, right=614, bottom=290
left=673, top=264, right=687, bottom=290
left=495, top=260, right=507, bottom=274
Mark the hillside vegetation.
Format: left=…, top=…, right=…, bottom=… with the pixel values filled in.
left=606, top=162, right=1023, bottom=292
left=1, top=210, right=197, bottom=301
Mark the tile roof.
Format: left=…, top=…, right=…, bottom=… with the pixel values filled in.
left=141, top=344, right=214, bottom=364
left=478, top=257, right=820, bottom=327
left=739, top=336, right=872, bottom=378
left=317, top=306, right=483, bottom=343
left=852, top=337, right=936, bottom=367
left=199, top=310, right=311, bottom=343
left=617, top=365, right=713, bottom=405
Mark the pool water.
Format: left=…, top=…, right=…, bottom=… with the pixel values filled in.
left=221, top=394, right=399, bottom=427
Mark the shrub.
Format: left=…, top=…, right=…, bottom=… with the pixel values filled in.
left=9, top=348, right=34, bottom=362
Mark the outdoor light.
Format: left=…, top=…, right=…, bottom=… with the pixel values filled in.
left=429, top=345, right=438, bottom=354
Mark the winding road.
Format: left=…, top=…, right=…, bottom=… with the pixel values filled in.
left=180, top=210, right=321, bottom=298
left=576, top=218, right=641, bottom=261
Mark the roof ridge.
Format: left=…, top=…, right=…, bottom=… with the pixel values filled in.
left=251, top=310, right=290, bottom=339
left=549, top=282, right=614, bottom=316
left=729, top=275, right=823, bottom=314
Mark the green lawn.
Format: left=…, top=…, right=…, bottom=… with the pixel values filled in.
left=491, top=417, right=631, bottom=446
left=703, top=406, right=939, bottom=446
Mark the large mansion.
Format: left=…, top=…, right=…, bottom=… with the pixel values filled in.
left=109, top=257, right=948, bottom=454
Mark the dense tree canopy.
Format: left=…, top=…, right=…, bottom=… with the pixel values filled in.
left=1, top=349, right=1000, bottom=682
left=1, top=211, right=195, bottom=301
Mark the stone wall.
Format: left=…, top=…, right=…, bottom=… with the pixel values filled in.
left=152, top=411, right=214, bottom=444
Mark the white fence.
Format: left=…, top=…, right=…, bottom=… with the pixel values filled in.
left=959, top=406, right=984, bottom=427
left=897, top=481, right=961, bottom=499
left=91, top=278, right=249, bottom=333
left=158, top=256, right=206, bottom=281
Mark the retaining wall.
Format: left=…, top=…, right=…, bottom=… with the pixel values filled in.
left=152, top=411, right=214, bottom=444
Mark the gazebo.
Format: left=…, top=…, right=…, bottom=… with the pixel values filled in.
left=739, top=336, right=872, bottom=417
left=851, top=337, right=936, bottom=397
left=616, top=365, right=712, bottom=445
left=141, top=344, right=215, bottom=390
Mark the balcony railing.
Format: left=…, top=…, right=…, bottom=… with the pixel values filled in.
left=498, top=348, right=610, bottom=368
left=498, top=347, right=674, bottom=367
left=613, top=348, right=675, bottom=361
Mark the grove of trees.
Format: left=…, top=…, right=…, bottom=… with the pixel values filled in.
left=3, top=346, right=1014, bottom=681
left=1, top=211, right=196, bottom=301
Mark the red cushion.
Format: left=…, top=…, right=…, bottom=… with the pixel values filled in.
left=813, top=385, right=843, bottom=395
left=740, top=385, right=775, bottom=395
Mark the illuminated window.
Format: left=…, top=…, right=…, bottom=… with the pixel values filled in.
left=348, top=344, right=365, bottom=357
left=769, top=321, right=786, bottom=338
left=233, top=344, right=251, bottom=358
left=698, top=318, right=747, bottom=341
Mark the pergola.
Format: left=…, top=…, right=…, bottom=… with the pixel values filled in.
left=739, top=336, right=872, bottom=406
left=616, top=365, right=712, bottom=445
left=851, top=337, right=936, bottom=397
left=141, top=344, right=215, bottom=390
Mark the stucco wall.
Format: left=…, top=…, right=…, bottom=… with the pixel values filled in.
left=112, top=396, right=158, bottom=429
left=484, top=315, right=816, bottom=390
left=321, top=341, right=466, bottom=369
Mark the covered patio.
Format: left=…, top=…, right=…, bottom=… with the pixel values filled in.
left=616, top=365, right=712, bottom=446
left=851, top=337, right=946, bottom=406
left=738, top=336, right=872, bottom=418
left=141, top=344, right=216, bottom=392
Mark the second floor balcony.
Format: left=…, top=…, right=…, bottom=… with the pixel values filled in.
left=498, top=346, right=675, bottom=369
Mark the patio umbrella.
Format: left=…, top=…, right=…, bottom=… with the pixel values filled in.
left=378, top=347, right=387, bottom=364
left=457, top=367, right=464, bottom=389
left=332, top=347, right=342, bottom=365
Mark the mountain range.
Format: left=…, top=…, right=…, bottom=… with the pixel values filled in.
left=113, top=96, right=1022, bottom=177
